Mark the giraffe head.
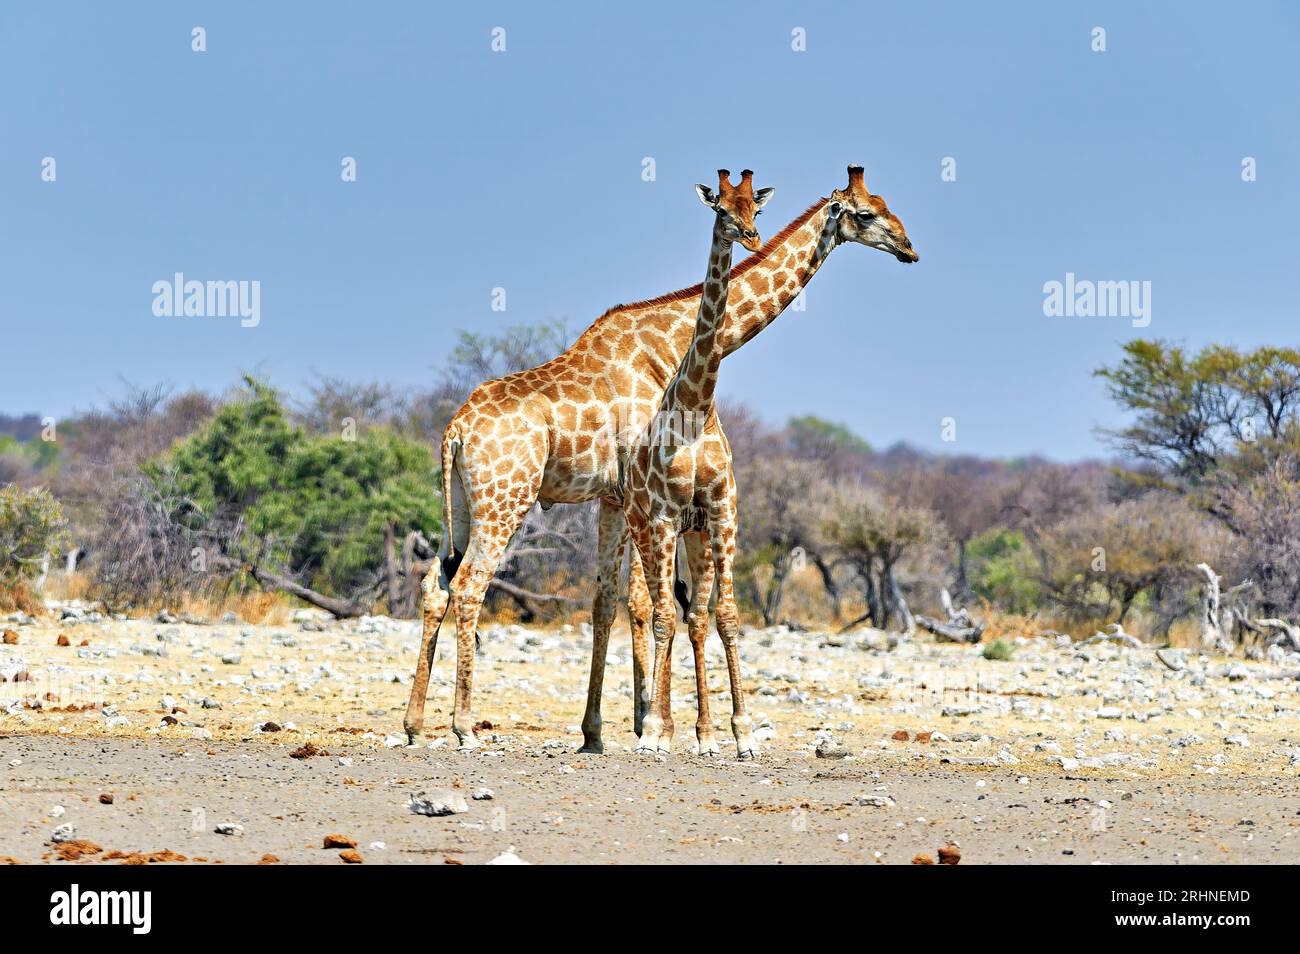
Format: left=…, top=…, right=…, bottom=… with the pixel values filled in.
left=830, top=165, right=918, bottom=263
left=695, top=169, right=773, bottom=253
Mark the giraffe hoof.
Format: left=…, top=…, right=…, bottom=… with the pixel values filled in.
left=577, top=741, right=605, bottom=755
left=696, top=737, right=720, bottom=757
left=405, top=731, right=424, bottom=746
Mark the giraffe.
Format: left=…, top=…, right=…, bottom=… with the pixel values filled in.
left=623, top=168, right=772, bottom=757
left=575, top=165, right=918, bottom=754
left=403, top=165, right=917, bottom=751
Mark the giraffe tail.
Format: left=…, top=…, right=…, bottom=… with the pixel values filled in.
left=440, top=425, right=462, bottom=562
left=673, top=538, right=691, bottom=621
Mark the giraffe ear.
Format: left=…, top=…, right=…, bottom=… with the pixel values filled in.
left=695, top=184, right=717, bottom=207
left=753, top=187, right=774, bottom=209
left=828, top=200, right=845, bottom=218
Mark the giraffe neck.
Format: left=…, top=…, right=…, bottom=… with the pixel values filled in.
left=718, top=199, right=840, bottom=357
left=668, top=218, right=734, bottom=414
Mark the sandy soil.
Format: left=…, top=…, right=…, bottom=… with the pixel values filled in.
left=2, top=606, right=1298, bottom=864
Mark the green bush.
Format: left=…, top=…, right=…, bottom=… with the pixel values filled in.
left=149, top=377, right=439, bottom=596
left=981, top=638, right=1014, bottom=661
left=0, top=484, right=69, bottom=585
left=967, top=529, right=1042, bottom=614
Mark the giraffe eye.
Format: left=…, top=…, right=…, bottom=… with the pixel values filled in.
left=856, top=210, right=876, bottom=222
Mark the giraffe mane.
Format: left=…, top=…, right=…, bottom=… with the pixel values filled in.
left=593, top=198, right=829, bottom=320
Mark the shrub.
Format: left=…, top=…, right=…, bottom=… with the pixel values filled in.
left=967, top=529, right=1042, bottom=614
left=981, top=638, right=1014, bottom=661
left=0, top=484, right=69, bottom=586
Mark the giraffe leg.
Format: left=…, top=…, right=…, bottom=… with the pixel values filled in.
left=403, top=459, right=469, bottom=743
left=626, top=544, right=652, bottom=736
left=449, top=488, right=538, bottom=751
left=683, top=530, right=718, bottom=756
left=710, top=499, right=756, bottom=759
left=579, top=501, right=626, bottom=754
left=402, top=559, right=450, bottom=742
left=635, top=520, right=678, bottom=755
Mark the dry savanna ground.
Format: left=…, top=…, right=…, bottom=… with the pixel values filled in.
left=2, top=602, right=1299, bottom=865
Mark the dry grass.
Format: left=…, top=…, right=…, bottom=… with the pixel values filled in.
left=37, top=572, right=292, bottom=625
left=0, top=582, right=43, bottom=616
left=18, top=570, right=1229, bottom=647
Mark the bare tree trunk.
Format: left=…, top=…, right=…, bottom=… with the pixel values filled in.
left=954, top=537, right=970, bottom=600
left=887, top=567, right=915, bottom=637
left=916, top=587, right=983, bottom=643
left=1080, top=623, right=1143, bottom=649
left=763, top=556, right=790, bottom=627
left=399, top=531, right=422, bottom=618
left=864, top=566, right=880, bottom=628
left=383, top=522, right=400, bottom=615
left=813, top=554, right=842, bottom=621
left=1197, top=562, right=1223, bottom=651
left=1198, top=562, right=1255, bottom=653
left=210, top=555, right=374, bottom=618
left=1248, top=618, right=1300, bottom=652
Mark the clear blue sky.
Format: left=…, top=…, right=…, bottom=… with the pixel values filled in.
left=2, top=1, right=1296, bottom=459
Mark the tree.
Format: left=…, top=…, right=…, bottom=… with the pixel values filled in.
left=897, top=457, right=1008, bottom=597
left=0, top=485, right=69, bottom=589
left=822, top=484, right=949, bottom=631
left=966, top=529, right=1042, bottom=615
left=1213, top=452, right=1300, bottom=618
left=784, top=415, right=872, bottom=476
left=92, top=377, right=439, bottom=615
left=1096, top=340, right=1300, bottom=482
left=1036, top=495, right=1229, bottom=626
left=295, top=373, right=409, bottom=436
left=735, top=456, right=835, bottom=625
left=1095, top=340, right=1232, bottom=480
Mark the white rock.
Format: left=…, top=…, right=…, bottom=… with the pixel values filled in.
left=855, top=796, right=895, bottom=808
left=410, top=791, right=469, bottom=816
